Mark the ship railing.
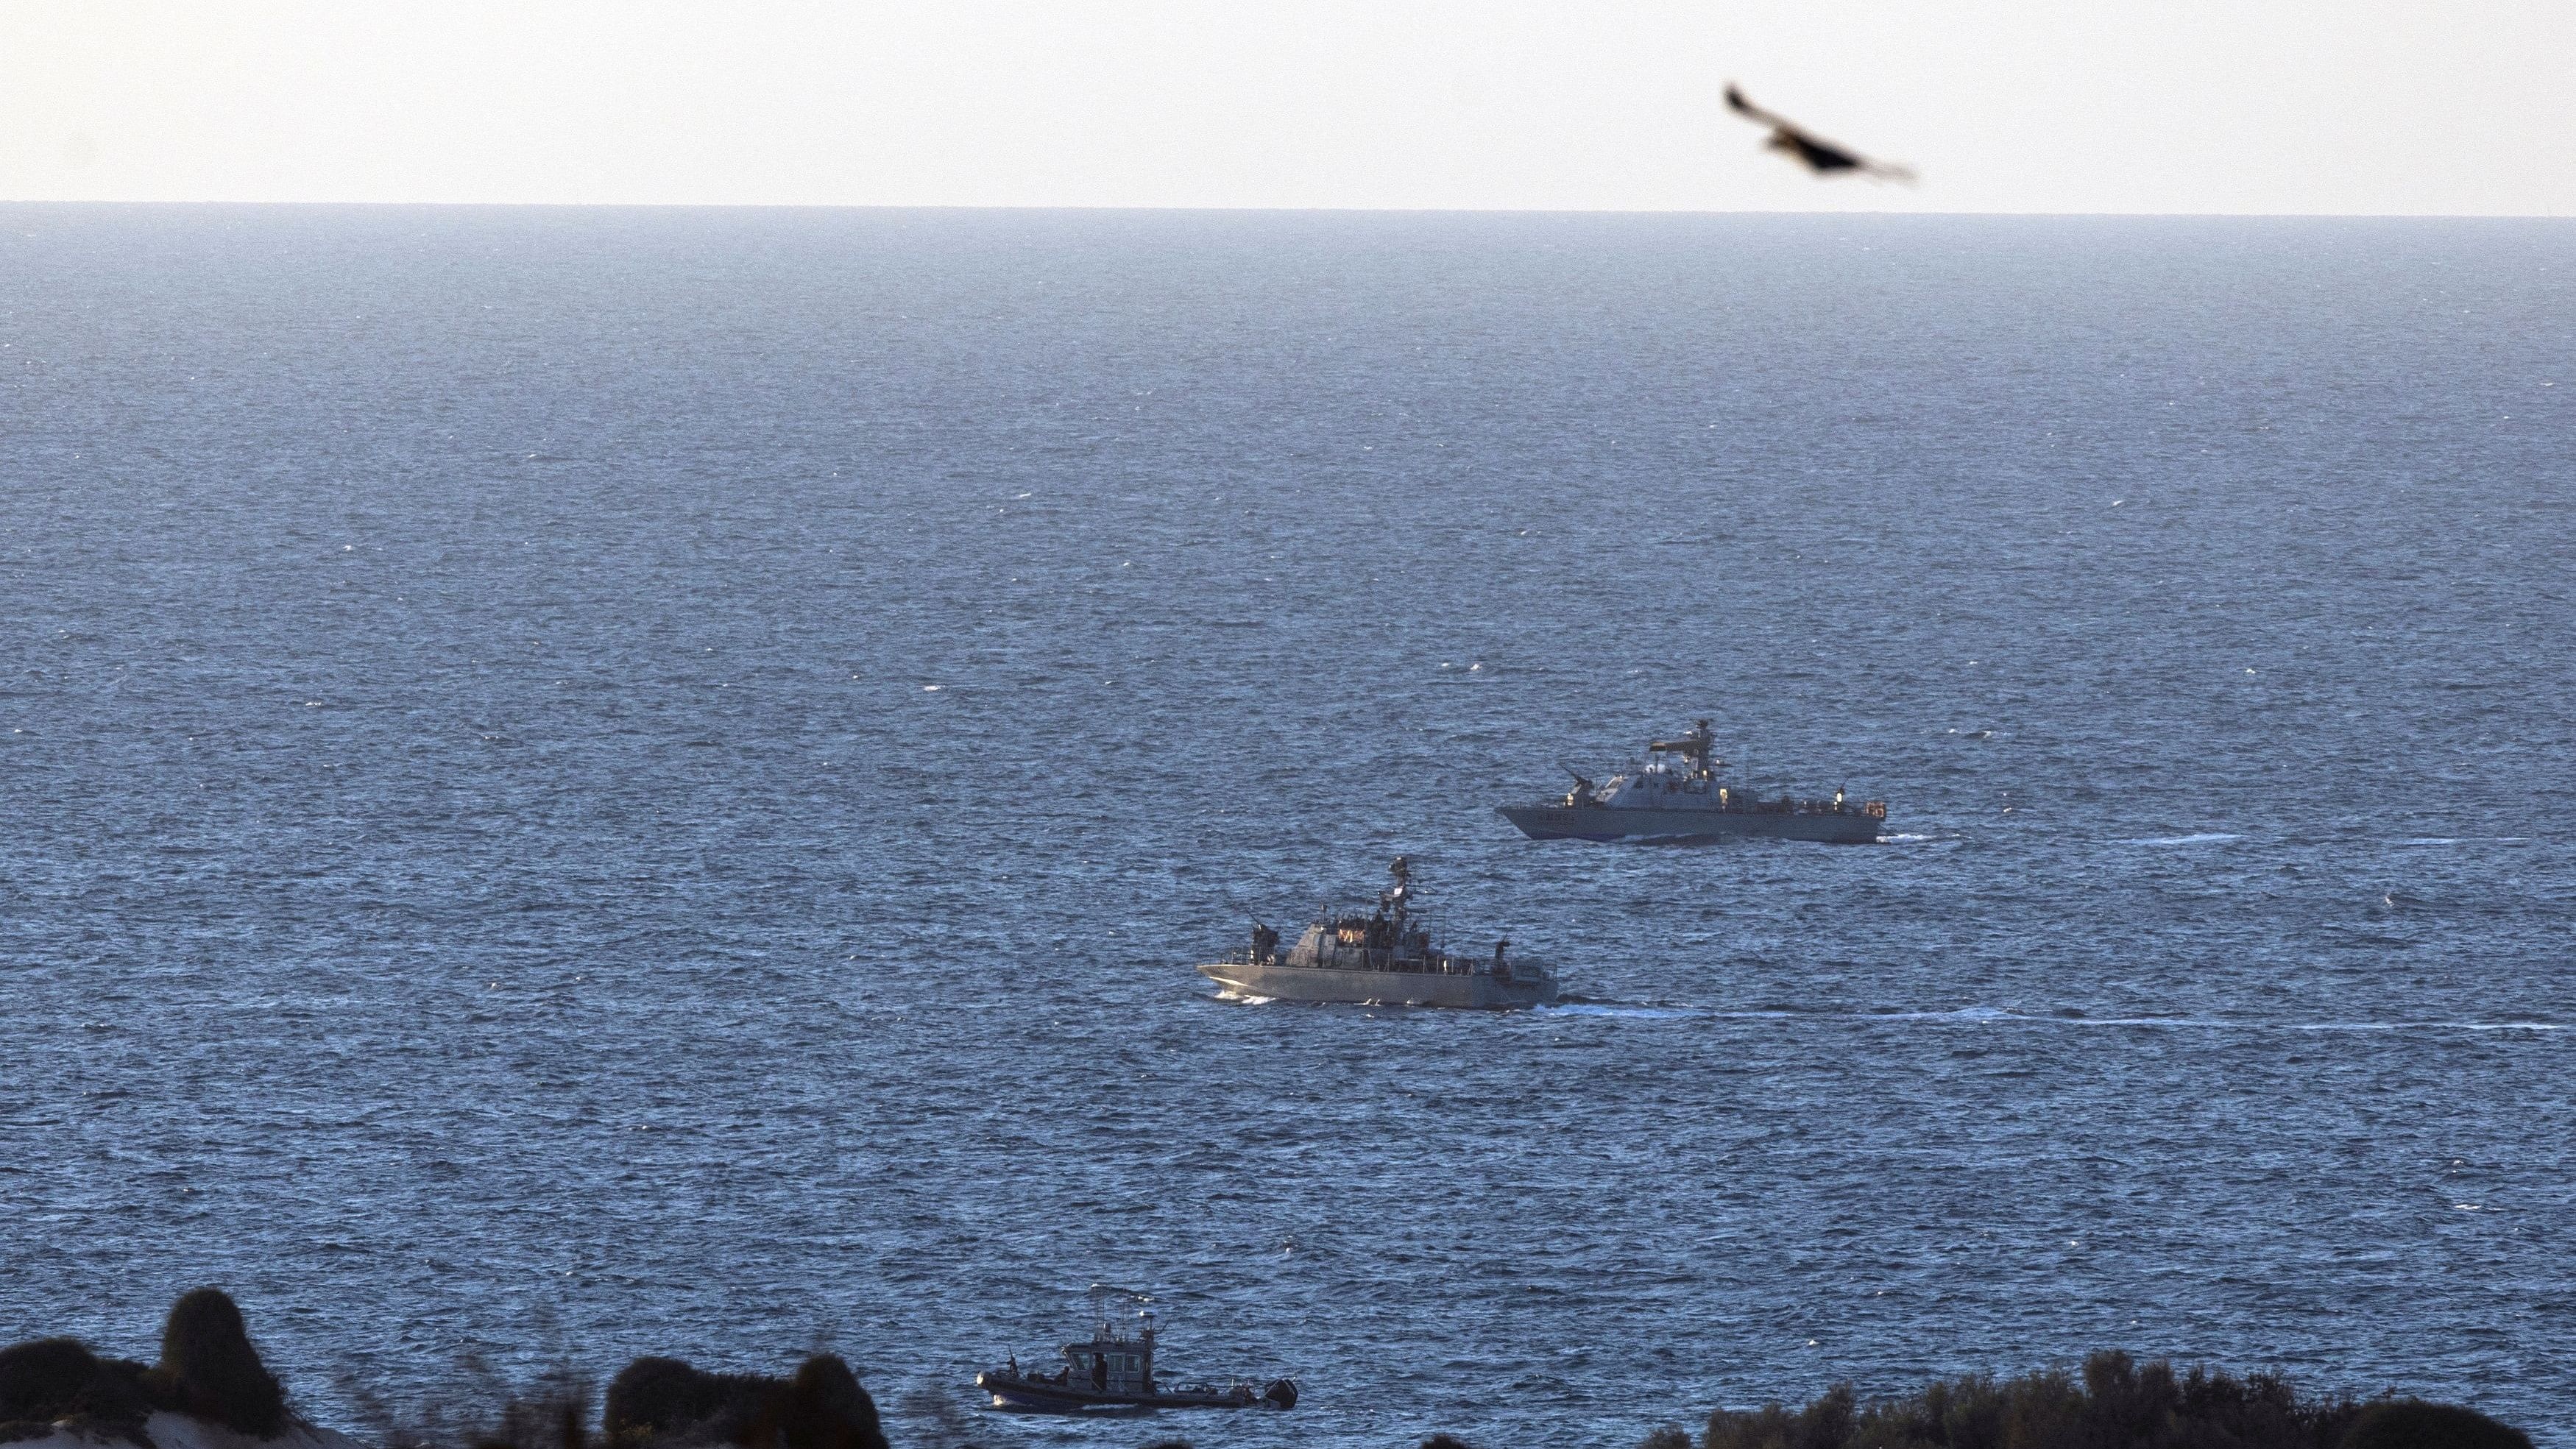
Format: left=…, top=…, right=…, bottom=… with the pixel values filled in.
left=1728, top=796, right=1888, bottom=817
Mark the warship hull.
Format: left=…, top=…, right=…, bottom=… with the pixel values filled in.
left=975, top=1374, right=1273, bottom=1414
left=1498, top=804, right=1883, bottom=844
left=1200, top=959, right=1556, bottom=1009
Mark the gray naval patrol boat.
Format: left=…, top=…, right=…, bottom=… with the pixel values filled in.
left=1498, top=720, right=1888, bottom=844
left=1199, top=857, right=1557, bottom=1009
left=974, top=1287, right=1297, bottom=1415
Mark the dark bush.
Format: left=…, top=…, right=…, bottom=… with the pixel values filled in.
left=601, top=1356, right=883, bottom=1449
left=1, top=1289, right=292, bottom=1442
left=1704, top=1382, right=1858, bottom=1449
left=740, top=1357, right=882, bottom=1449
left=1686, top=1354, right=2530, bottom=1449
left=2340, top=1400, right=2532, bottom=1449
left=1, top=1339, right=110, bottom=1426
left=0, top=1336, right=153, bottom=1441
left=464, top=1367, right=592, bottom=1449
left=144, top=1288, right=286, bottom=1436
left=603, top=1358, right=748, bottom=1445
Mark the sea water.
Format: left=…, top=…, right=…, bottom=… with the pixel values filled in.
left=4, top=208, right=2571, bottom=1446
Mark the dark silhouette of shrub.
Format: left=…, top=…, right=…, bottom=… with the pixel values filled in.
left=1702, top=1381, right=1858, bottom=1449
left=737, top=1357, right=883, bottom=1449
left=601, top=1356, right=883, bottom=1449
left=464, top=1367, right=591, bottom=1449
left=1, top=1289, right=299, bottom=1442
left=603, top=1359, right=743, bottom=1445
left=1420, top=1436, right=1479, bottom=1449
left=1642, top=1428, right=1693, bottom=1449
left=2340, top=1400, right=2532, bottom=1449
left=2, top=1339, right=113, bottom=1428
left=1685, top=1353, right=2530, bottom=1449
left=143, top=1288, right=286, bottom=1436
left=0, top=1336, right=153, bottom=1441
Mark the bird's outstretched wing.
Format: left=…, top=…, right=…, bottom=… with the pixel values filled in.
left=1725, top=82, right=1916, bottom=183
left=1723, top=83, right=1790, bottom=130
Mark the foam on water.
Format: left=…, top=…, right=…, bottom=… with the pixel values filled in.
left=1535, top=1002, right=1710, bottom=1021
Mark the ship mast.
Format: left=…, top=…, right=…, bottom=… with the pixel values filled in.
left=1381, top=854, right=1412, bottom=929
left=1647, top=718, right=1722, bottom=782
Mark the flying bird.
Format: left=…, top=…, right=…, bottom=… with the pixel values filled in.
left=1724, top=84, right=1916, bottom=181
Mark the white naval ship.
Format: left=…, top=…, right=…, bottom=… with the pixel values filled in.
left=1498, top=720, right=1887, bottom=844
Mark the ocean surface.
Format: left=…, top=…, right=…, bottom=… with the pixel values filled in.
left=3, top=207, right=2571, bottom=1448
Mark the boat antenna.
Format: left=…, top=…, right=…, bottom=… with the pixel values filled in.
left=1647, top=718, right=1720, bottom=780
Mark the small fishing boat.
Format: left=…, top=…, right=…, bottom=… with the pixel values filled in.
left=974, top=1287, right=1297, bottom=1414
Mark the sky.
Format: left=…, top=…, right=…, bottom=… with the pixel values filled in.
left=3, top=0, right=2572, bottom=215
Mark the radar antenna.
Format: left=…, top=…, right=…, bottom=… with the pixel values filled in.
left=1382, top=855, right=1413, bottom=919
left=1085, top=1284, right=1156, bottom=1338
left=1646, top=719, right=1722, bottom=780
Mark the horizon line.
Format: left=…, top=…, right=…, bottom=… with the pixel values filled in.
left=3, top=199, right=2574, bottom=222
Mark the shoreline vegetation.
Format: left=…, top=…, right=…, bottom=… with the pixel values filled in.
left=1643, top=1353, right=2533, bottom=1449
left=0, top=1292, right=2533, bottom=1449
